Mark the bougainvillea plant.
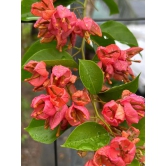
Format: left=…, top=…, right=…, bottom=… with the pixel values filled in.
left=21, top=0, right=145, bottom=165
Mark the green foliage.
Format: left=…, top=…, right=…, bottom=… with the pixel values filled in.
left=25, top=119, right=68, bottom=144
left=98, top=74, right=140, bottom=102
left=21, top=41, right=78, bottom=80
left=100, top=21, right=138, bottom=47
left=79, top=60, right=104, bottom=94
left=102, top=0, right=119, bottom=15
left=21, top=1, right=145, bottom=165
left=62, top=122, right=111, bottom=151
left=91, top=33, right=115, bottom=47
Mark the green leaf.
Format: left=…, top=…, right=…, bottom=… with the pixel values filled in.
left=98, top=74, right=140, bottom=102
left=100, top=21, right=138, bottom=47
left=129, top=159, right=140, bottom=166
left=23, top=48, right=78, bottom=67
left=21, top=0, right=76, bottom=21
left=25, top=119, right=66, bottom=144
left=21, top=40, right=57, bottom=66
left=61, top=122, right=110, bottom=151
left=53, top=0, right=76, bottom=7
left=91, top=33, right=115, bottom=47
left=79, top=60, right=104, bottom=95
left=90, top=33, right=115, bottom=52
left=21, top=47, right=78, bottom=81
left=102, top=0, right=119, bottom=15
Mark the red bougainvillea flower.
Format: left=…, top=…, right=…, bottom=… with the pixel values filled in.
left=31, top=94, right=56, bottom=120
left=50, top=65, right=76, bottom=87
left=65, top=103, right=90, bottom=126
left=48, top=5, right=78, bottom=51
left=33, top=78, right=50, bottom=92
left=109, top=137, right=136, bottom=165
left=24, top=60, right=49, bottom=87
left=93, top=145, right=124, bottom=166
left=46, top=85, right=70, bottom=107
left=74, top=17, right=102, bottom=44
left=96, top=44, right=143, bottom=83
left=72, top=90, right=90, bottom=106
left=126, top=47, right=143, bottom=59
left=46, top=104, right=68, bottom=130
left=102, top=100, right=125, bottom=126
left=118, top=90, right=145, bottom=125
left=97, top=44, right=121, bottom=65
left=34, top=18, right=55, bottom=43
left=31, top=0, right=55, bottom=20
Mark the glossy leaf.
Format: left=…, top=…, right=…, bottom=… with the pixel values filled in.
left=100, top=21, right=138, bottom=47
left=61, top=122, right=110, bottom=151
left=22, top=40, right=56, bottom=65
left=79, top=60, right=104, bottom=95
left=22, top=47, right=78, bottom=81
left=98, top=74, right=140, bottom=102
left=25, top=119, right=66, bottom=144
left=54, top=0, right=76, bottom=7
left=91, top=33, right=115, bottom=47
left=102, top=0, right=119, bottom=15
left=129, top=159, right=140, bottom=166
left=23, top=48, right=78, bottom=67
left=21, top=0, right=76, bottom=21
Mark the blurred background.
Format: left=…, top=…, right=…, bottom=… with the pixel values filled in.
left=21, top=0, right=145, bottom=165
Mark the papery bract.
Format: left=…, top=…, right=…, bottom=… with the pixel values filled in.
left=24, top=60, right=49, bottom=87
left=72, top=90, right=90, bottom=106
left=74, top=17, right=102, bottom=44
left=102, top=100, right=125, bottom=126
left=31, top=0, right=55, bottom=19
left=51, top=65, right=76, bottom=87
left=119, top=90, right=145, bottom=125
left=96, top=44, right=143, bottom=83
left=109, top=137, right=136, bottom=165
left=65, top=103, right=90, bottom=126
left=97, top=44, right=121, bottom=65
left=31, top=94, right=56, bottom=120
left=47, top=85, right=70, bottom=107
left=93, top=146, right=124, bottom=166
left=48, top=5, right=77, bottom=51
left=46, top=104, right=68, bottom=130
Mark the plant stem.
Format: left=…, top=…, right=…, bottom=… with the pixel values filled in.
left=81, top=38, right=85, bottom=59
left=83, top=0, right=88, bottom=17
left=90, top=94, right=114, bottom=137
left=72, top=49, right=81, bottom=57
left=80, top=0, right=89, bottom=60
left=76, top=0, right=84, bottom=7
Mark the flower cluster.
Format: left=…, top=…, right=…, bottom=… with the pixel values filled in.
left=85, top=136, right=137, bottom=166
left=31, top=0, right=102, bottom=52
left=24, top=60, right=145, bottom=165
left=102, top=89, right=145, bottom=126
left=97, top=44, right=143, bottom=84
left=22, top=1, right=145, bottom=166
left=24, top=60, right=91, bottom=134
